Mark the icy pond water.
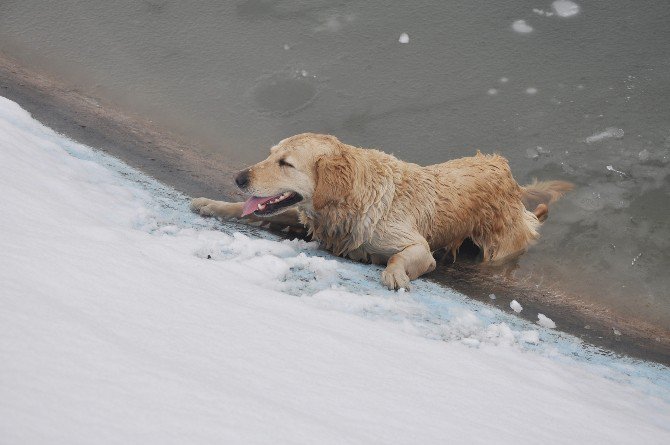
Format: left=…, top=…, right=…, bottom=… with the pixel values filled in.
left=1, top=0, right=669, bottom=330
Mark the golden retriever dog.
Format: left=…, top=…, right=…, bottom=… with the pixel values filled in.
left=191, top=133, right=572, bottom=290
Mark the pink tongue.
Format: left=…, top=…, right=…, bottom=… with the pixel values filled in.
left=241, top=195, right=276, bottom=217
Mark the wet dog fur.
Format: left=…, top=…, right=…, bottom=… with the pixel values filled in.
left=191, top=133, right=572, bottom=290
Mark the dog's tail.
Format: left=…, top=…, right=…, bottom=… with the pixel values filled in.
left=521, top=180, right=574, bottom=222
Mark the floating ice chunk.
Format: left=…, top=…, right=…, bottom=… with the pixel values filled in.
left=526, top=87, right=538, bottom=95
left=520, top=330, right=540, bottom=344
left=638, top=149, right=650, bottom=161
left=487, top=88, right=498, bottom=96
left=283, top=44, right=290, bottom=50
left=533, top=9, right=555, bottom=17
left=537, top=314, right=556, bottom=329
left=398, top=32, right=409, bottom=43
left=526, top=146, right=551, bottom=158
left=585, top=127, right=624, bottom=143
left=499, top=77, right=509, bottom=83
left=489, top=293, right=496, bottom=300
left=552, top=0, right=580, bottom=18
left=314, top=14, right=355, bottom=33
left=315, top=16, right=341, bottom=32
left=631, top=253, right=642, bottom=266
left=606, top=165, right=626, bottom=176
left=510, top=300, right=523, bottom=313
left=512, top=20, right=533, bottom=33
left=612, top=328, right=622, bottom=336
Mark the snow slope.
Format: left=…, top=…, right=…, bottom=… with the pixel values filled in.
left=0, top=96, right=669, bottom=444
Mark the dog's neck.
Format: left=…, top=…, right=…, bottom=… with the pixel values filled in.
left=298, top=198, right=394, bottom=258
left=297, top=205, right=364, bottom=256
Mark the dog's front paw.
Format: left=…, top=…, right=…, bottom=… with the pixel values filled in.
left=381, top=265, right=410, bottom=291
left=190, top=197, right=215, bottom=216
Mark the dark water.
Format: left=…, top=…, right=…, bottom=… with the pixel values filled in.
left=1, top=0, right=669, bottom=329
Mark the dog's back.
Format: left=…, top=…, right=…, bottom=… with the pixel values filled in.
left=421, top=153, right=543, bottom=261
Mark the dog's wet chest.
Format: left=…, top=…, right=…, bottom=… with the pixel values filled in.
left=301, top=212, right=394, bottom=260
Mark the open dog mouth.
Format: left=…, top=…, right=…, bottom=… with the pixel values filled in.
left=241, top=191, right=303, bottom=217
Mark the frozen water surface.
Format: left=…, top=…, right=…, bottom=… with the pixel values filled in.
left=0, top=0, right=669, bottom=335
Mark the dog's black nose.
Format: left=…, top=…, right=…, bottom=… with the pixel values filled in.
left=235, top=169, right=250, bottom=189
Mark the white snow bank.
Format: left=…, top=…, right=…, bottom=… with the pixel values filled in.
left=520, top=330, right=541, bottom=344
left=1, top=96, right=669, bottom=444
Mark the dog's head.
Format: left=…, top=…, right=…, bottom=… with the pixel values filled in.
left=237, top=132, right=397, bottom=254
left=235, top=133, right=344, bottom=217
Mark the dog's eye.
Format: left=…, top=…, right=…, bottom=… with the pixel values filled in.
left=278, top=159, right=294, bottom=168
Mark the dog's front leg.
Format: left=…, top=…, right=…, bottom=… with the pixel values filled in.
left=381, top=240, right=436, bottom=291
left=191, top=198, right=243, bottom=219
left=190, top=198, right=302, bottom=229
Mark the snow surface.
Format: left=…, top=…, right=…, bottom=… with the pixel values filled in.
left=512, top=20, right=533, bottom=33
left=520, top=330, right=541, bottom=345
left=1, top=96, right=670, bottom=444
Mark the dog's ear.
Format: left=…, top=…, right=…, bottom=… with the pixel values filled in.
left=312, top=149, right=395, bottom=255
left=313, top=154, right=354, bottom=211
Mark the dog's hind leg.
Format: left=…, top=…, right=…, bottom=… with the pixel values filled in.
left=477, top=208, right=540, bottom=262
left=190, top=198, right=302, bottom=230
left=381, top=238, right=436, bottom=291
